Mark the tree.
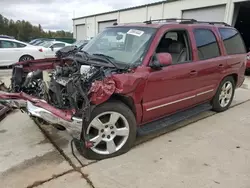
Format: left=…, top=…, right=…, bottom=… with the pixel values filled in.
left=38, top=24, right=42, bottom=32
left=0, top=14, right=73, bottom=42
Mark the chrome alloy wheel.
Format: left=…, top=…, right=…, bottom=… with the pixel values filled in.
left=219, top=81, right=233, bottom=108
left=86, top=111, right=130, bottom=155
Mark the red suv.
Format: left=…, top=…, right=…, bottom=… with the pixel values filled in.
left=0, top=19, right=246, bottom=160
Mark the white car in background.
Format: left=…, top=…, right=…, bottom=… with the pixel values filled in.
left=0, top=38, right=45, bottom=66
left=38, top=41, right=70, bottom=58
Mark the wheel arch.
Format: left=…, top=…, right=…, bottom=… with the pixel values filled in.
left=229, top=73, right=238, bottom=85
left=19, top=54, right=34, bottom=62
left=108, top=94, right=137, bottom=117
left=218, top=73, right=238, bottom=87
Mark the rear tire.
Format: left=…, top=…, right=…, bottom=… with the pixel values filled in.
left=212, top=76, right=235, bottom=112
left=78, top=100, right=137, bottom=160
left=19, top=55, right=34, bottom=62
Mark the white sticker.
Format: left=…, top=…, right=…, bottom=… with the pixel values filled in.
left=127, top=29, right=144, bottom=37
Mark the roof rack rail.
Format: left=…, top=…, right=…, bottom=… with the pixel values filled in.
left=143, top=18, right=197, bottom=24
left=143, top=18, right=231, bottom=26
left=190, top=21, right=231, bottom=26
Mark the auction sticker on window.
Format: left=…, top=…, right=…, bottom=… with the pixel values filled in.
left=127, top=29, right=144, bottom=37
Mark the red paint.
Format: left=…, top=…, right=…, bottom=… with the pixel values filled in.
left=246, top=52, right=250, bottom=69
left=15, top=58, right=70, bottom=72
left=0, top=23, right=246, bottom=127
left=156, top=53, right=172, bottom=66
left=89, top=77, right=119, bottom=105
left=0, top=92, right=73, bottom=121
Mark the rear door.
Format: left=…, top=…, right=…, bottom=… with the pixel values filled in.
left=218, top=28, right=247, bottom=87
left=190, top=28, right=227, bottom=104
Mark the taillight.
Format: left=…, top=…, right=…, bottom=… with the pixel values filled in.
left=39, top=48, right=43, bottom=52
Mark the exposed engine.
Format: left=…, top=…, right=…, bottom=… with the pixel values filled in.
left=9, top=49, right=124, bottom=119
left=47, top=62, right=104, bottom=117
left=11, top=66, right=48, bottom=100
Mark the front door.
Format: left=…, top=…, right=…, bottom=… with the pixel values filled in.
left=142, top=29, right=199, bottom=123
left=142, top=62, right=200, bottom=123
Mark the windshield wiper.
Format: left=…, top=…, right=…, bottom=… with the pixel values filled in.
left=92, top=53, right=116, bottom=66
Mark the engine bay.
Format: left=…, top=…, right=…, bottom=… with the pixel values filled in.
left=8, top=48, right=130, bottom=121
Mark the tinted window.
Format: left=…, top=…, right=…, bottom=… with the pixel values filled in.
left=52, top=43, right=65, bottom=48
left=219, top=28, right=246, bottom=55
left=194, top=29, right=220, bottom=60
left=15, top=42, right=26, bottom=48
left=0, top=40, right=27, bottom=48
left=0, top=40, right=16, bottom=48
left=165, top=32, right=178, bottom=41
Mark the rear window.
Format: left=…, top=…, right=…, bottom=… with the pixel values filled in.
left=52, top=43, right=65, bottom=48
left=15, top=42, right=26, bottom=48
left=219, top=28, right=246, bottom=55
left=194, top=29, right=220, bottom=60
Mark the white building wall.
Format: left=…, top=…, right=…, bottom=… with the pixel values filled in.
left=73, top=18, right=86, bottom=39
left=147, top=4, right=163, bottom=20
left=119, top=7, right=147, bottom=23
left=73, top=0, right=248, bottom=40
left=163, top=0, right=228, bottom=18
left=86, top=17, right=95, bottom=39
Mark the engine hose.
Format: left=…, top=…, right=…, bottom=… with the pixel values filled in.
left=75, top=80, right=91, bottom=122
left=69, top=80, right=92, bottom=148
left=70, top=138, right=84, bottom=166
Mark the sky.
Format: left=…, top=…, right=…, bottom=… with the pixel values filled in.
left=0, top=0, right=162, bottom=32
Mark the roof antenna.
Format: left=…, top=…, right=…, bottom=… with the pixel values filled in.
left=143, top=16, right=152, bottom=24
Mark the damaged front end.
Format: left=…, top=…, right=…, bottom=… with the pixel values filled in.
left=0, top=48, right=131, bottom=148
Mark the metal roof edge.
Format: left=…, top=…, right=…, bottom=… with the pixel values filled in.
left=72, top=0, right=179, bottom=20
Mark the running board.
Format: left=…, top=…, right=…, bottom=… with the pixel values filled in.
left=137, top=103, right=212, bottom=136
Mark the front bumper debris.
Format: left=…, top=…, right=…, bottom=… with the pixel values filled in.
left=26, top=101, right=83, bottom=139
left=26, top=101, right=81, bottom=127
left=0, top=103, right=11, bottom=120
left=0, top=91, right=83, bottom=139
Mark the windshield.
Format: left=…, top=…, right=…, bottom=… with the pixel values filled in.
left=29, top=39, right=38, bottom=44
left=83, top=27, right=156, bottom=65
left=73, top=40, right=88, bottom=48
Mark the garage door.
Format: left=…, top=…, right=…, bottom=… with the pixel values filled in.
left=182, top=5, right=226, bottom=22
left=98, top=20, right=117, bottom=33
left=76, top=24, right=86, bottom=40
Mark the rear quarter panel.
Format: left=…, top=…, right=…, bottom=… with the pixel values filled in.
left=214, top=27, right=246, bottom=88
left=22, top=47, right=45, bottom=60
left=224, top=54, right=246, bottom=88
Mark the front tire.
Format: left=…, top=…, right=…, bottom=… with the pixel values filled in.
left=79, top=101, right=137, bottom=160
left=212, top=76, right=235, bottom=112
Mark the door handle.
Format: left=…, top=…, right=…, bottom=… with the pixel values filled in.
left=218, top=64, right=224, bottom=68
left=189, top=70, right=197, bottom=75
